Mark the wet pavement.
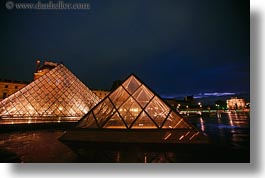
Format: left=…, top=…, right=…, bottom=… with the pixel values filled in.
left=0, top=111, right=250, bottom=163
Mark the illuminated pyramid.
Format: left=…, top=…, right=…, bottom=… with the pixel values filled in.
left=77, top=74, right=193, bottom=129
left=0, top=64, right=100, bottom=118
left=61, top=74, right=207, bottom=144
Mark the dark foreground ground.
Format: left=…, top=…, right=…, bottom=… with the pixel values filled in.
left=63, top=141, right=249, bottom=163
left=0, top=129, right=249, bottom=163
left=0, top=112, right=250, bottom=163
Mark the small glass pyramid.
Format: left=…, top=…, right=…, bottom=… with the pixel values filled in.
left=0, top=64, right=100, bottom=118
left=77, top=74, right=194, bottom=129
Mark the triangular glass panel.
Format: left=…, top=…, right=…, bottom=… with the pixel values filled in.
left=0, top=64, right=100, bottom=118
left=119, top=96, right=142, bottom=127
left=0, top=104, right=5, bottom=114
left=145, top=96, right=170, bottom=127
left=109, top=86, right=130, bottom=108
left=77, top=113, right=98, bottom=128
left=122, top=75, right=141, bottom=94
left=131, top=111, right=157, bottom=129
left=92, top=98, right=116, bottom=127
left=51, top=108, right=62, bottom=116
left=103, top=112, right=127, bottom=129
left=132, top=85, right=154, bottom=108
left=162, top=111, right=192, bottom=129
left=1, top=107, right=9, bottom=116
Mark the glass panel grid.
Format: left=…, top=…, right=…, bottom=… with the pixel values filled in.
left=145, top=96, right=170, bottom=127
left=0, top=64, right=100, bottom=118
left=74, top=75, right=195, bottom=131
left=131, top=111, right=157, bottom=129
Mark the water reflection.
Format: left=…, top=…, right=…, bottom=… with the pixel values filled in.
left=197, top=111, right=249, bottom=149
left=0, top=111, right=249, bottom=162
left=0, top=117, right=79, bottom=125
left=199, top=117, right=205, bottom=132
left=217, top=112, right=222, bottom=119
left=0, top=131, right=77, bottom=162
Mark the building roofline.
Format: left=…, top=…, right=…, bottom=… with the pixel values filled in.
left=0, top=79, right=29, bottom=84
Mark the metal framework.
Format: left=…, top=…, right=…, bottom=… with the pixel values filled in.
left=0, top=64, right=100, bottom=118
left=77, top=74, right=194, bottom=129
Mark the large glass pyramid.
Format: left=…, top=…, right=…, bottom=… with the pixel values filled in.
left=0, top=64, right=100, bottom=118
left=77, top=74, right=194, bottom=129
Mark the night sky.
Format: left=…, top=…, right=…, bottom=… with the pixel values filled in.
left=0, top=0, right=249, bottom=98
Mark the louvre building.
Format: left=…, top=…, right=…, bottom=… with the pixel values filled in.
left=0, top=64, right=100, bottom=120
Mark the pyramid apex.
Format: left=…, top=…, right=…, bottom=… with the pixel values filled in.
left=127, top=73, right=140, bottom=79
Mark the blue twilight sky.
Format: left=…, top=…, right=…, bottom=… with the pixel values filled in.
left=0, top=0, right=249, bottom=97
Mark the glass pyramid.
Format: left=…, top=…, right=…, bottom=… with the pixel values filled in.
left=0, top=64, right=100, bottom=118
left=77, top=74, right=194, bottom=129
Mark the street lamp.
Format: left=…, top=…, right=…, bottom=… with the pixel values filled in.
left=198, top=102, right=202, bottom=108
left=215, top=104, right=220, bottom=110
